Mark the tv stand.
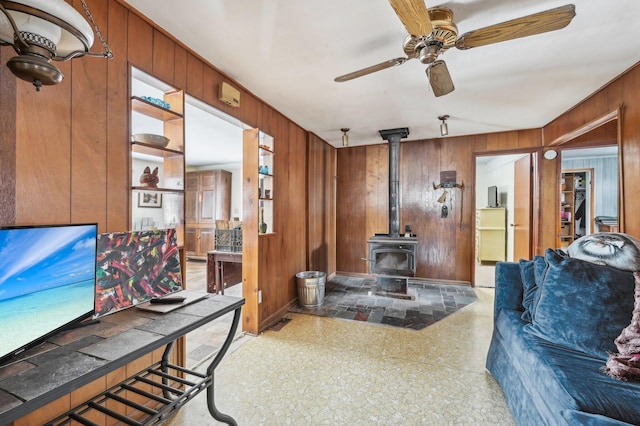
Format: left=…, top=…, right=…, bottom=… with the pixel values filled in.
left=64, top=318, right=101, bottom=330
left=0, top=294, right=244, bottom=425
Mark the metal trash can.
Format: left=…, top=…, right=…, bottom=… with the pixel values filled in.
left=296, top=271, right=326, bottom=308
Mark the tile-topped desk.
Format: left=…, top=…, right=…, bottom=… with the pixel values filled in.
left=0, top=294, right=244, bottom=425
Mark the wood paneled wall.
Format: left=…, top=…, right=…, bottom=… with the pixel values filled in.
left=1, top=0, right=333, bottom=422
left=0, top=47, right=16, bottom=225
left=308, top=133, right=337, bottom=274
left=336, top=130, right=542, bottom=282
left=0, top=0, right=317, bottom=330
left=257, top=120, right=309, bottom=331
left=335, top=62, right=640, bottom=282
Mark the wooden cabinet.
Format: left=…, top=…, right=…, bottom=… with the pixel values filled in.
left=185, top=170, right=231, bottom=258
left=186, top=227, right=216, bottom=259
left=130, top=67, right=185, bottom=246
left=476, top=207, right=506, bottom=262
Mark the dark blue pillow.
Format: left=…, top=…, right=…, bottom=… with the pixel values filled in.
left=524, top=248, right=635, bottom=359
left=527, top=255, right=550, bottom=321
left=519, top=259, right=535, bottom=322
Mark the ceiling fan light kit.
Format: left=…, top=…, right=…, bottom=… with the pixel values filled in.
left=335, top=1, right=575, bottom=102
left=438, top=115, right=449, bottom=136
left=341, top=128, right=350, bottom=147
left=0, top=0, right=113, bottom=91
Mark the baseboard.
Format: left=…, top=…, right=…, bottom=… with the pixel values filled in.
left=259, top=298, right=297, bottom=332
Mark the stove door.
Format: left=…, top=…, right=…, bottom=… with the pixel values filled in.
left=369, top=247, right=415, bottom=276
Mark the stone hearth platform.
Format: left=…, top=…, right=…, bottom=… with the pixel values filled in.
left=289, top=274, right=477, bottom=330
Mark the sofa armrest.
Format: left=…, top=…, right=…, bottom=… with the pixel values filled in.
left=493, top=261, right=524, bottom=321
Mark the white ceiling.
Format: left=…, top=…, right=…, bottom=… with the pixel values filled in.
left=123, top=0, right=640, bottom=162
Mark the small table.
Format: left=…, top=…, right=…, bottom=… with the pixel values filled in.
left=208, top=251, right=243, bottom=294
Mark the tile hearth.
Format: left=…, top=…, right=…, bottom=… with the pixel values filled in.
left=289, top=275, right=478, bottom=330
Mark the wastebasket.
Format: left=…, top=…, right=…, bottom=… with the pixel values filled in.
left=296, top=271, right=326, bottom=308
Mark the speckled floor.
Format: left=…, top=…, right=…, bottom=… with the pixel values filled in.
left=183, top=260, right=243, bottom=368
left=164, top=284, right=515, bottom=425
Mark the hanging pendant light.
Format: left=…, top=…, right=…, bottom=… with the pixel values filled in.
left=0, top=0, right=113, bottom=91
left=438, top=115, right=449, bottom=136
left=341, top=128, right=350, bottom=147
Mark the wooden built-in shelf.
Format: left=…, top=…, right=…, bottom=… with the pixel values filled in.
left=132, top=186, right=184, bottom=193
left=131, top=96, right=183, bottom=121
left=131, top=141, right=184, bottom=157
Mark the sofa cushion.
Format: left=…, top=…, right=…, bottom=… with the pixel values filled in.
left=492, top=309, right=640, bottom=425
left=519, top=259, right=535, bottom=322
left=519, top=255, right=548, bottom=322
left=524, top=248, right=635, bottom=359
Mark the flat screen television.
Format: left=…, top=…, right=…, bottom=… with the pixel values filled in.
left=0, top=223, right=97, bottom=366
left=488, top=185, right=498, bottom=208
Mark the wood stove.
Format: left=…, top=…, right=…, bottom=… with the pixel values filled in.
left=365, top=127, right=417, bottom=294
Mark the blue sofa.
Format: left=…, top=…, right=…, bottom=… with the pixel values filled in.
left=486, top=249, right=640, bottom=425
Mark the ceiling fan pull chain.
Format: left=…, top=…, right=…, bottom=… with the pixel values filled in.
left=80, top=0, right=114, bottom=59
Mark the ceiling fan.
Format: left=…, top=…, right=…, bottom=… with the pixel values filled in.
left=334, top=1, right=576, bottom=97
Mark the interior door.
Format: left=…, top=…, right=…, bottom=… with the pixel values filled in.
left=513, top=155, right=532, bottom=260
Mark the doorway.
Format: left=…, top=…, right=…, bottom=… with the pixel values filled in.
left=474, top=152, right=531, bottom=287
left=557, top=145, right=619, bottom=248
left=182, top=97, right=247, bottom=366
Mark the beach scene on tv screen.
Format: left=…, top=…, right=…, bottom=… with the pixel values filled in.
left=0, top=225, right=97, bottom=360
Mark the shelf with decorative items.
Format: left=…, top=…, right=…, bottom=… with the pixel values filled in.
left=558, top=172, right=575, bottom=248
left=258, top=133, right=274, bottom=234
left=130, top=67, right=185, bottom=244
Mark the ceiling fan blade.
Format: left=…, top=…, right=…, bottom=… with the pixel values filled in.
left=334, top=57, right=408, bottom=82
left=426, top=60, right=454, bottom=97
left=388, top=0, right=433, bottom=37
left=455, top=4, right=576, bottom=50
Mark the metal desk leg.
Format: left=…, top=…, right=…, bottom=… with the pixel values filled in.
left=206, top=306, right=242, bottom=425
left=160, top=340, right=177, bottom=400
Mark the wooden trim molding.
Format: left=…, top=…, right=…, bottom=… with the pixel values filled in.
left=547, top=108, right=619, bottom=146
left=617, top=104, right=625, bottom=232
left=550, top=105, right=625, bottom=234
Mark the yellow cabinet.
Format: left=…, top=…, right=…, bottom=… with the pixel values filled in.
left=476, top=207, right=506, bottom=262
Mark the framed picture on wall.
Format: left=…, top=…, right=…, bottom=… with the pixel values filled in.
left=138, top=192, right=162, bottom=208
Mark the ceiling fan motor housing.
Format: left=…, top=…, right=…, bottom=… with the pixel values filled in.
left=404, top=7, right=458, bottom=64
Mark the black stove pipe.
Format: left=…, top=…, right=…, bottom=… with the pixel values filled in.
left=379, top=127, right=409, bottom=238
